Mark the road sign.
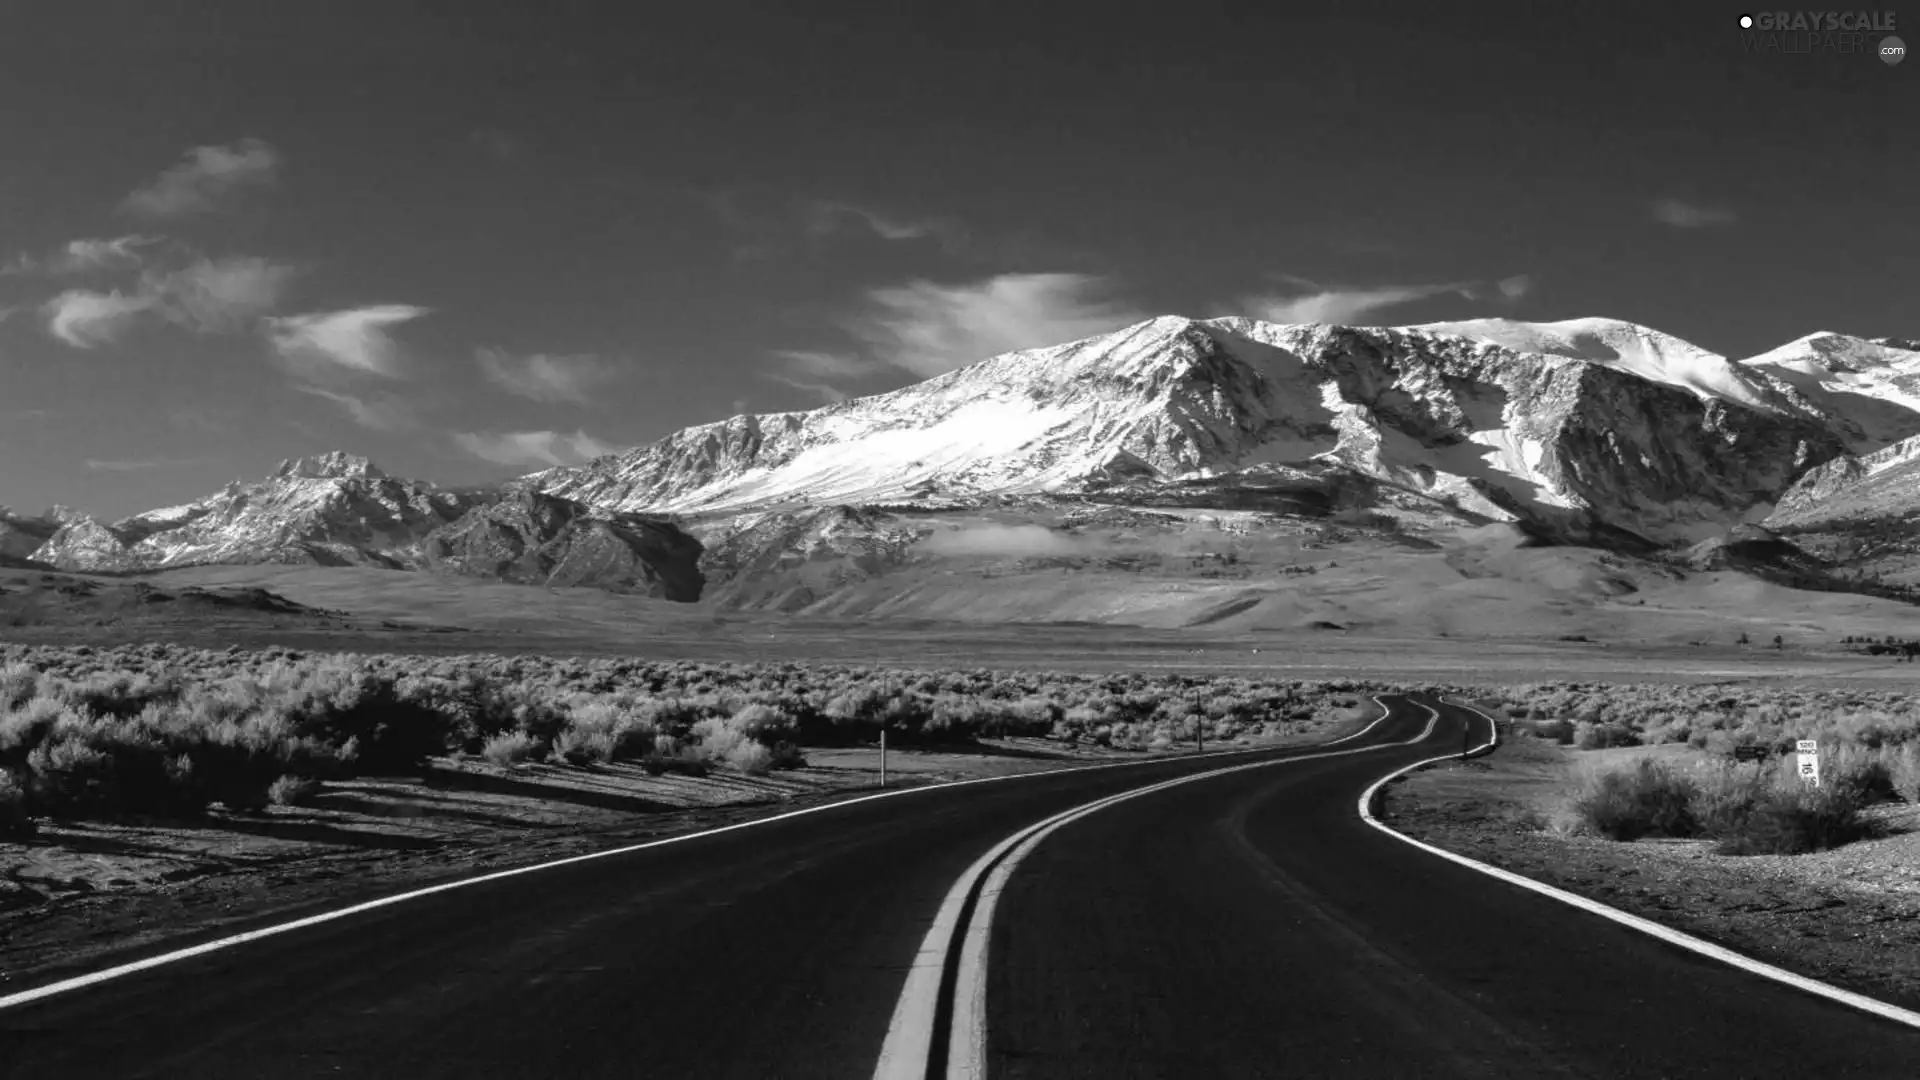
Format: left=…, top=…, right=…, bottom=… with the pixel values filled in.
left=1796, top=739, right=1821, bottom=787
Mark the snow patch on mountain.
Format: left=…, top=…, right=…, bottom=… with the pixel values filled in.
left=1410, top=317, right=1787, bottom=414
left=1738, top=332, right=1920, bottom=452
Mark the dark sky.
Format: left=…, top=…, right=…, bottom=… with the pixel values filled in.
left=1, top=2, right=1912, bottom=518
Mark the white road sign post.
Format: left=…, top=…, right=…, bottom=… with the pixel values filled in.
left=1796, top=739, right=1821, bottom=787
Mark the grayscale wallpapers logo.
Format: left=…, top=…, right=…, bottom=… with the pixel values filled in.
left=1736, top=10, right=1905, bottom=62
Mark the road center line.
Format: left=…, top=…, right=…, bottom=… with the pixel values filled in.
left=874, top=696, right=1439, bottom=1080
left=0, top=718, right=1356, bottom=1012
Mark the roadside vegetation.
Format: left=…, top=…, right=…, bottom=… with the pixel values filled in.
left=0, top=642, right=1394, bottom=832
left=1478, top=682, right=1920, bottom=854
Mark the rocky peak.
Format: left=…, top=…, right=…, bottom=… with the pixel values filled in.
left=274, top=452, right=388, bottom=482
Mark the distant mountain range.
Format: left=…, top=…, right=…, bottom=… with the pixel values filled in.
left=11, top=317, right=1920, bottom=606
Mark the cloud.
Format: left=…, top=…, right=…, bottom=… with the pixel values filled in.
left=771, top=349, right=889, bottom=380
left=3, top=235, right=156, bottom=277
left=451, top=429, right=622, bottom=468
left=36, top=252, right=294, bottom=347
left=762, top=349, right=893, bottom=405
left=844, top=273, right=1146, bottom=377
left=42, top=289, right=157, bottom=347
left=803, top=201, right=948, bottom=243
left=155, top=256, right=295, bottom=332
left=1244, top=279, right=1483, bottom=325
left=267, top=305, right=429, bottom=378
left=56, top=235, right=157, bottom=274
left=84, top=457, right=195, bottom=472
left=294, top=386, right=417, bottom=430
left=1240, top=271, right=1532, bottom=325
left=766, top=373, right=850, bottom=404
left=1651, top=198, right=1736, bottom=228
left=1495, top=274, right=1534, bottom=299
left=123, top=138, right=279, bottom=218
left=476, top=348, right=615, bottom=404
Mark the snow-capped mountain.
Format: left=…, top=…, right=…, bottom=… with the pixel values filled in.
left=24, top=315, right=1920, bottom=609
left=533, top=315, right=1865, bottom=544
left=1738, top=332, right=1920, bottom=453
left=23, top=453, right=704, bottom=599
left=30, top=453, right=483, bottom=571
left=1769, top=433, right=1920, bottom=526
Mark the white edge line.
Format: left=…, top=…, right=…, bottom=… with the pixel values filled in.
left=0, top=709, right=1386, bottom=1012
left=871, top=696, right=1402, bottom=1080
left=1359, top=698, right=1920, bottom=1032
left=925, top=697, right=1439, bottom=1080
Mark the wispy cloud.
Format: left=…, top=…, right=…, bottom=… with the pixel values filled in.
left=452, top=429, right=621, bottom=468
left=267, top=305, right=429, bottom=378
left=83, top=457, right=198, bottom=473
left=763, top=349, right=893, bottom=404
left=42, top=289, right=156, bottom=347
left=705, top=189, right=1068, bottom=267
left=6, top=235, right=158, bottom=277
left=476, top=348, right=615, bottom=404
left=1240, top=273, right=1533, bottom=325
left=803, top=201, right=950, bottom=244
left=294, top=386, right=417, bottom=430
left=37, top=252, right=296, bottom=347
left=771, top=349, right=891, bottom=380
left=155, top=256, right=296, bottom=332
left=1493, top=274, right=1534, bottom=299
left=123, top=138, right=279, bottom=218
left=766, top=374, right=851, bottom=404
left=57, top=235, right=158, bottom=274
left=843, top=272, right=1146, bottom=378
left=1651, top=197, right=1736, bottom=228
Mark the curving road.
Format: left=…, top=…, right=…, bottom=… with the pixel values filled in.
left=3, top=696, right=1916, bottom=1078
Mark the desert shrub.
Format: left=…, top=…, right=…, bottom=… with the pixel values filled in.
left=60, top=671, right=183, bottom=721
left=1891, top=744, right=1920, bottom=805
left=1529, top=718, right=1575, bottom=744
left=0, top=664, right=42, bottom=712
left=551, top=724, right=615, bottom=766
left=1712, top=783, right=1873, bottom=855
left=1824, top=742, right=1896, bottom=804
left=268, top=774, right=324, bottom=807
left=0, top=767, right=36, bottom=837
left=1563, top=758, right=1697, bottom=841
left=724, top=739, right=774, bottom=776
left=1687, top=761, right=1774, bottom=836
left=481, top=730, right=541, bottom=766
left=767, top=741, right=807, bottom=770
left=1573, top=720, right=1639, bottom=750
left=275, top=663, right=454, bottom=775
left=728, top=702, right=793, bottom=741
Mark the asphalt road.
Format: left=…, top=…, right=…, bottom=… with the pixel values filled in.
left=3, top=696, right=1916, bottom=1078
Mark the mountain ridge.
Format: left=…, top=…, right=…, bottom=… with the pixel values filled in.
left=21, top=315, right=1920, bottom=613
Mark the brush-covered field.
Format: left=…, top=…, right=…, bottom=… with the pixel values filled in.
left=0, top=641, right=1400, bottom=832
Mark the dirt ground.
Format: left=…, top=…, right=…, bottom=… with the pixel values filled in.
left=0, top=730, right=1339, bottom=995
left=1378, top=729, right=1920, bottom=1014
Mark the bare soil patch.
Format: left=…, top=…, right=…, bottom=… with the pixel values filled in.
left=1378, top=733, right=1920, bottom=1013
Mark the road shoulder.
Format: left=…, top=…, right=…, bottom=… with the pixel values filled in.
left=1377, top=733, right=1920, bottom=1014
